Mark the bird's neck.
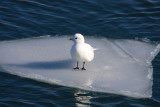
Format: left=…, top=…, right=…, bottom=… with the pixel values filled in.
left=74, top=41, right=85, bottom=45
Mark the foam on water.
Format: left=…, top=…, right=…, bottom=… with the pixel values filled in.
left=0, top=37, right=159, bottom=98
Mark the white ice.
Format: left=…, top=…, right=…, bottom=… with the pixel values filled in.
left=0, top=37, right=159, bottom=98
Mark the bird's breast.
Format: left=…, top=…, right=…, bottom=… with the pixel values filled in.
left=70, top=43, right=94, bottom=62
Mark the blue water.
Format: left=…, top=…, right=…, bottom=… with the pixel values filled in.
left=0, top=0, right=160, bottom=106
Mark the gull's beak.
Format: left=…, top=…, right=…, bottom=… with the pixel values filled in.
left=69, top=38, right=73, bottom=40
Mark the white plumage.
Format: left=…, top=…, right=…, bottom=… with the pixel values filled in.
left=70, top=33, right=95, bottom=70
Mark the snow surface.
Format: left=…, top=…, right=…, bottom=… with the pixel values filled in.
left=0, top=37, right=159, bottom=98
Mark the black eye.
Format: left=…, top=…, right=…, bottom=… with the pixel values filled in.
left=75, top=38, right=77, bottom=39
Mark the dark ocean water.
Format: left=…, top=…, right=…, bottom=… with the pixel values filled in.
left=0, top=0, right=160, bottom=106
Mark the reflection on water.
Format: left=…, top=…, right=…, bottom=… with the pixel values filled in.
left=74, top=90, right=92, bottom=106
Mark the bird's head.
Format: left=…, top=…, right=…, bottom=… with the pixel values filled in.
left=69, top=33, right=85, bottom=43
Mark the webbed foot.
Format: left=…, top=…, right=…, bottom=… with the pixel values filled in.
left=81, top=67, right=86, bottom=70
left=73, top=67, right=79, bottom=70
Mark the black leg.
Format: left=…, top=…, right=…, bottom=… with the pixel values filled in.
left=73, top=61, right=79, bottom=70
left=81, top=62, right=86, bottom=70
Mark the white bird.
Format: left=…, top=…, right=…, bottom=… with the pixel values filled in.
left=70, top=33, right=95, bottom=70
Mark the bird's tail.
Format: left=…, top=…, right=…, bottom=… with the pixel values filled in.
left=93, top=48, right=98, bottom=51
